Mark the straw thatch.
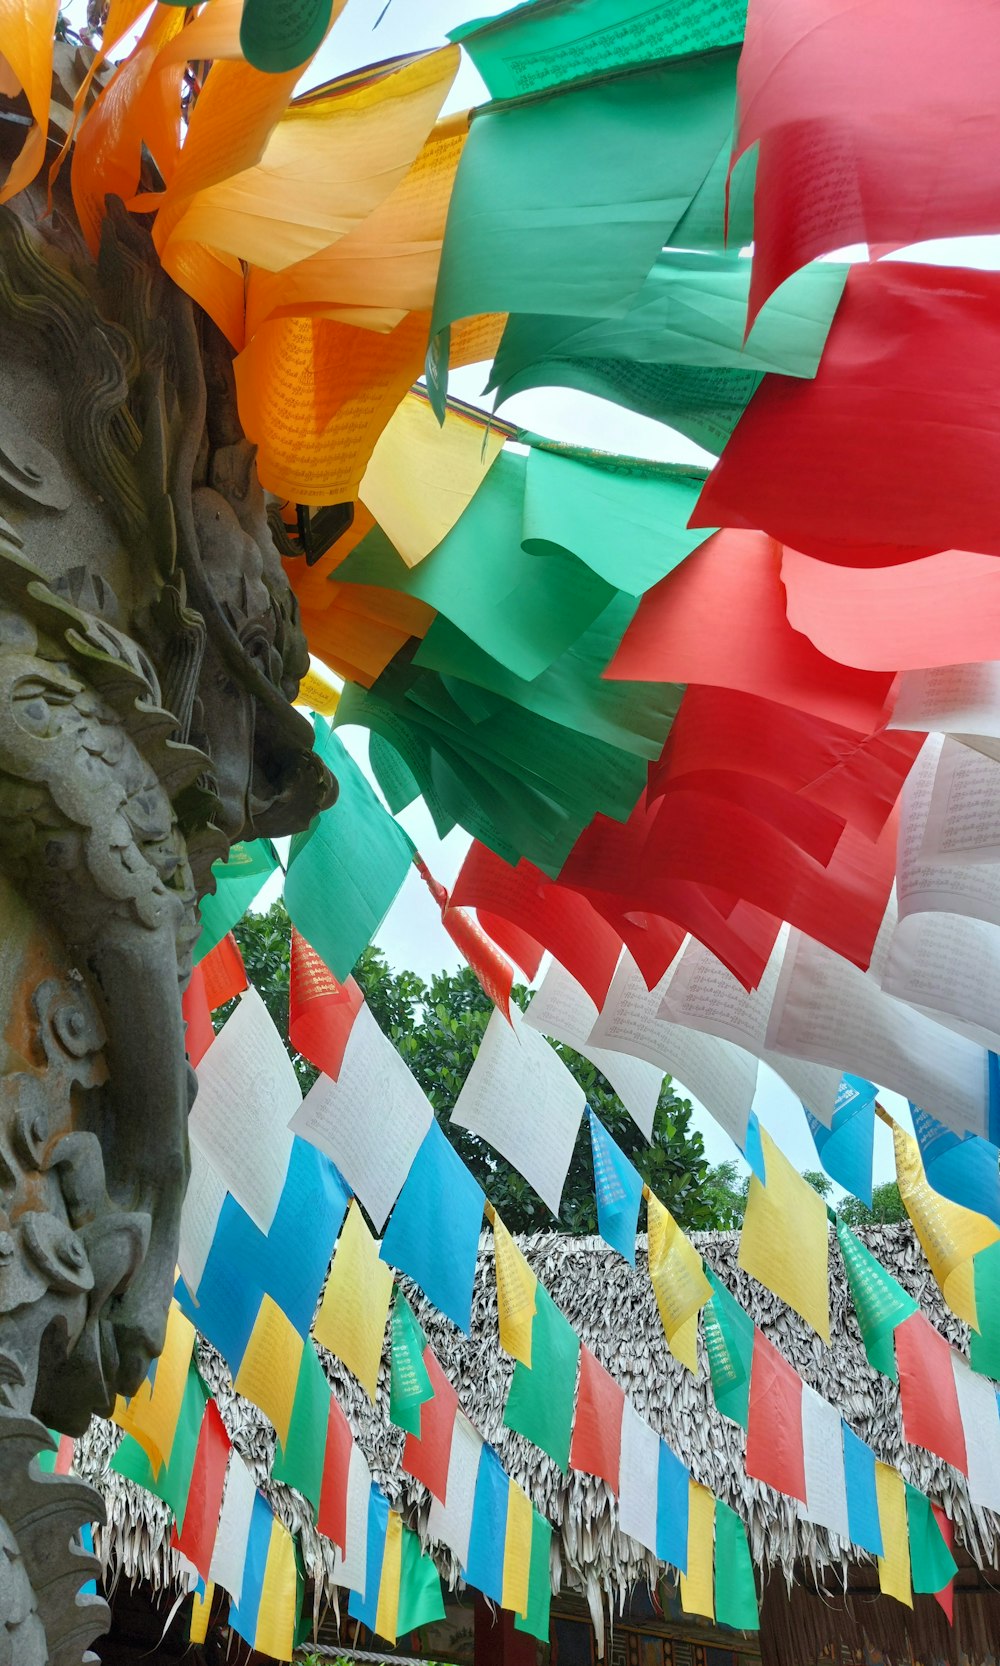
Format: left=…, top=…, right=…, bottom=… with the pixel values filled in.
left=75, top=1223, right=1000, bottom=1650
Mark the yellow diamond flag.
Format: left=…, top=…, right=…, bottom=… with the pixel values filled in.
left=646, top=1190, right=712, bottom=1373
left=738, top=1126, right=830, bottom=1343
left=234, top=1295, right=304, bottom=1448
left=314, top=1198, right=394, bottom=1401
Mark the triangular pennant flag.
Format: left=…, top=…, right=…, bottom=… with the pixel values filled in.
left=389, top=1295, right=433, bottom=1437
left=569, top=1346, right=625, bottom=1493
left=703, top=1270, right=755, bottom=1429
left=646, top=1189, right=712, bottom=1372
left=589, top=1109, right=643, bottom=1265
left=745, top=1329, right=806, bottom=1502
left=739, top=1127, right=830, bottom=1342
left=504, top=1285, right=580, bottom=1471
left=836, top=1219, right=917, bottom=1380
left=714, top=1500, right=759, bottom=1631
left=289, top=927, right=364, bottom=1082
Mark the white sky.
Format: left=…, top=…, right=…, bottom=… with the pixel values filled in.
left=73, top=0, right=997, bottom=1179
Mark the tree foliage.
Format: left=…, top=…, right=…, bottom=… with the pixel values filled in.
left=231, top=902, right=747, bottom=1234
left=837, top=1181, right=906, bottom=1225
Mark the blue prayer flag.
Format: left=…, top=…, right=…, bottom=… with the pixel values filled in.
left=805, top=1074, right=876, bottom=1207
left=464, top=1446, right=509, bottom=1603
left=910, top=1103, right=1000, bottom=1228
left=228, top=1491, right=273, bottom=1644
left=656, top=1440, right=689, bottom=1571
left=742, top=1111, right=766, bottom=1184
left=381, top=1120, right=485, bottom=1333
left=349, top=1485, right=391, bottom=1630
left=842, top=1423, right=882, bottom=1556
left=588, top=1109, right=643, bottom=1264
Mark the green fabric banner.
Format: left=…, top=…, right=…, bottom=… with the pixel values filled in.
left=398, top=1526, right=447, bottom=1636
left=194, top=839, right=278, bottom=963
left=971, top=1240, right=1000, bottom=1379
left=112, top=1368, right=208, bottom=1533
left=514, top=1508, right=554, bottom=1641
left=714, top=1499, right=759, bottom=1630
left=837, top=1221, right=917, bottom=1381
left=389, top=1296, right=433, bottom=1437
left=272, top=1344, right=330, bottom=1517
left=504, top=1286, right=580, bottom=1470
left=905, top=1485, right=958, bottom=1596
left=284, top=717, right=415, bottom=980
left=703, top=1269, right=755, bottom=1428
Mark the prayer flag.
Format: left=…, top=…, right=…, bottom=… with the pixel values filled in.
left=894, top=1122, right=1000, bottom=1329
left=381, top=1119, right=485, bottom=1333
left=228, top=1491, right=277, bottom=1646
left=272, top=1344, right=331, bottom=1517
left=714, top=1501, right=759, bottom=1631
left=805, top=1076, right=877, bottom=1208
left=842, top=1425, right=882, bottom=1556
left=738, top=1127, right=830, bottom=1343
left=503, top=1480, right=534, bottom=1618
left=113, top=1365, right=208, bottom=1532
left=195, top=840, right=278, bottom=963
left=254, top=1514, right=300, bottom=1661
left=285, top=719, right=415, bottom=982
left=797, top=1387, right=849, bottom=1540
left=209, top=1452, right=257, bottom=1605
left=953, top=1354, right=1000, bottom=1511
left=905, top=1486, right=959, bottom=1597
left=465, top=1446, right=509, bottom=1604
left=403, top=1347, right=459, bottom=1504
left=113, top=1301, right=195, bottom=1473
left=895, top=1313, right=968, bottom=1473
left=589, top=1111, right=643, bottom=1265
left=375, top=1511, right=403, bottom=1644
left=398, top=1524, right=446, bottom=1636
left=513, top=1508, right=553, bottom=1643
left=493, top=1214, right=538, bottom=1367
left=234, top=1295, right=304, bottom=1449
left=656, top=1441, right=689, bottom=1571
left=875, top=1463, right=912, bottom=1608
left=646, top=1190, right=712, bottom=1371
left=289, top=928, right=364, bottom=1083
left=932, top=1506, right=957, bottom=1623
left=428, top=1412, right=483, bottom=1568
left=972, top=1241, right=1000, bottom=1379
left=172, top=1400, right=230, bottom=1581
left=526, top=963, right=665, bottom=1142
left=910, top=1104, right=1000, bottom=1231
left=680, top=1481, right=715, bottom=1619
left=313, top=1200, right=393, bottom=1403
left=504, top=1286, right=580, bottom=1471
left=836, top=1220, right=917, bottom=1382
left=389, top=1295, right=433, bottom=1438
left=745, top=1329, right=805, bottom=1502
left=349, top=1485, right=390, bottom=1631
left=318, top=1395, right=354, bottom=1551
left=570, top=1346, right=625, bottom=1493
left=618, top=1401, right=660, bottom=1555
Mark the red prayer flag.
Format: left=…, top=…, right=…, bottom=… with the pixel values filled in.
left=414, top=855, right=515, bottom=1020
left=402, top=1348, right=459, bottom=1504
left=478, top=912, right=543, bottom=982
left=693, top=264, right=1000, bottom=560
left=318, top=1395, right=354, bottom=1552
left=745, top=1329, right=806, bottom=1502
left=895, top=1313, right=968, bottom=1475
left=181, top=964, right=216, bottom=1069
left=53, top=1435, right=75, bottom=1475
left=781, top=545, right=1000, bottom=673
left=171, top=1400, right=230, bottom=1581
left=734, top=0, right=1000, bottom=326
left=650, top=685, right=921, bottom=844
left=608, top=528, right=894, bottom=732
left=452, top=843, right=622, bottom=1010
left=569, top=1346, right=625, bottom=1494
left=289, top=928, right=364, bottom=1082
left=200, top=932, right=248, bottom=1010
left=932, top=1504, right=956, bottom=1624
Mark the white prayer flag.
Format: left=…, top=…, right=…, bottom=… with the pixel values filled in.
left=953, top=1354, right=1000, bottom=1512
left=209, top=1451, right=257, bottom=1604
left=524, top=959, right=663, bottom=1139
left=332, top=1443, right=372, bottom=1596
left=427, top=1412, right=483, bottom=1568
left=290, top=1003, right=433, bottom=1231
left=451, top=1007, right=584, bottom=1217
left=178, top=1132, right=228, bottom=1296
left=890, top=661, right=1000, bottom=740
left=590, top=951, right=757, bottom=1148
left=796, top=1388, right=849, bottom=1540
left=617, top=1401, right=659, bottom=1555
left=189, top=987, right=298, bottom=1233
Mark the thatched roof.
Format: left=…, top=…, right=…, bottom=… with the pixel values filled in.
left=76, top=1224, right=1000, bottom=1648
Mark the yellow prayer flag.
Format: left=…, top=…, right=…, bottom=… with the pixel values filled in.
left=294, top=659, right=342, bottom=716
left=234, top=1295, right=304, bottom=1448
left=493, top=1214, right=537, bottom=1367
left=502, top=1479, right=533, bottom=1618
left=893, top=1123, right=999, bottom=1329
left=160, top=48, right=460, bottom=277
left=234, top=311, right=429, bottom=506
left=738, top=1127, right=831, bottom=1343
left=376, top=1511, right=403, bottom=1644
left=450, top=313, right=509, bottom=369
left=874, top=1462, right=912, bottom=1608
left=360, top=390, right=508, bottom=569
left=113, top=1300, right=195, bottom=1472
left=301, top=584, right=435, bottom=687
left=255, top=1516, right=299, bottom=1659
left=646, top=1191, right=712, bottom=1374
left=680, top=1481, right=715, bottom=1620
left=190, top=1582, right=214, bottom=1644
left=0, top=0, right=60, bottom=205
left=313, top=1198, right=394, bottom=1402
left=245, top=114, right=469, bottom=338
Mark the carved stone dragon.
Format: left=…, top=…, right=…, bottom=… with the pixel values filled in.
left=0, top=110, right=336, bottom=1657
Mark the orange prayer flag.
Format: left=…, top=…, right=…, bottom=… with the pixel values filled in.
left=0, top=0, right=60, bottom=204
left=200, top=933, right=249, bottom=1011
left=234, top=312, right=429, bottom=505
left=289, top=927, right=364, bottom=1082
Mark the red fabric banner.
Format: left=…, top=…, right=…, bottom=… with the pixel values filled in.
left=171, top=1400, right=231, bottom=1581
left=745, top=1329, right=806, bottom=1502
left=318, top=1394, right=355, bottom=1552
left=895, top=1312, right=968, bottom=1475
left=932, top=1505, right=956, bottom=1624
left=415, top=855, right=515, bottom=1020
left=181, top=966, right=216, bottom=1070
left=200, top=932, right=248, bottom=1010
left=289, top=927, right=364, bottom=1082
left=569, top=1345, right=626, bottom=1494
left=402, top=1348, right=459, bottom=1504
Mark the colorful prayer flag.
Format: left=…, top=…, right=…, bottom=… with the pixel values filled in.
left=504, top=1285, right=580, bottom=1471
left=569, top=1346, right=625, bottom=1493
left=589, top=1110, right=643, bottom=1265
left=738, top=1127, right=830, bottom=1342
left=381, top=1119, right=485, bottom=1333
left=313, top=1199, right=393, bottom=1404
left=745, top=1329, right=805, bottom=1502
left=646, top=1189, right=712, bottom=1371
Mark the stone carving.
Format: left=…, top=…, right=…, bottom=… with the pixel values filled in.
left=0, top=97, right=336, bottom=1657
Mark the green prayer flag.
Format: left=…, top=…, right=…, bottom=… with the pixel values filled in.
left=195, top=839, right=278, bottom=962
left=837, top=1221, right=917, bottom=1382
left=397, top=1526, right=446, bottom=1636
left=905, top=1486, right=957, bottom=1596
left=389, top=1296, right=433, bottom=1437
left=284, top=718, right=415, bottom=980
left=504, top=1286, right=580, bottom=1470
left=335, top=452, right=617, bottom=684
left=429, top=49, right=742, bottom=415
left=451, top=0, right=747, bottom=99
left=240, top=0, right=334, bottom=73
left=703, top=1270, right=755, bottom=1428
left=971, top=1240, right=1000, bottom=1379
left=714, top=1500, right=759, bottom=1630
left=272, top=1344, right=330, bottom=1516
left=514, top=1508, right=553, bottom=1642
left=112, top=1368, right=208, bottom=1532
